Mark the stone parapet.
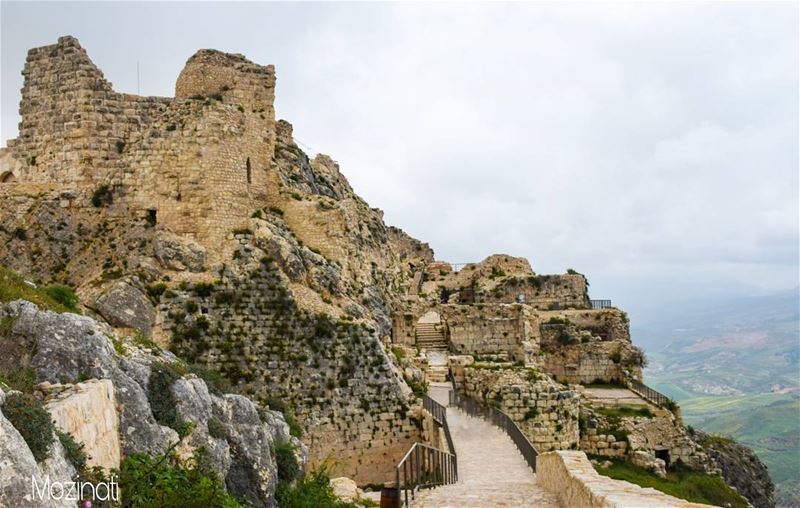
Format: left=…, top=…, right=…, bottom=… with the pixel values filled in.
left=537, top=450, right=718, bottom=508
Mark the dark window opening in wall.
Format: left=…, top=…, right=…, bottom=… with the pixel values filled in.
left=246, top=157, right=252, bottom=184
left=147, top=209, right=157, bottom=227
left=0, top=171, right=16, bottom=183
left=176, top=191, right=182, bottom=202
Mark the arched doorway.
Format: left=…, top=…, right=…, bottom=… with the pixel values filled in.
left=418, top=310, right=441, bottom=324
left=0, top=171, right=16, bottom=183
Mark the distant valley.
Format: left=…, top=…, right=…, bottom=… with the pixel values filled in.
left=634, top=290, right=800, bottom=506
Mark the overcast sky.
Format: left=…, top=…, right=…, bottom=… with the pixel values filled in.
left=1, top=2, right=798, bottom=324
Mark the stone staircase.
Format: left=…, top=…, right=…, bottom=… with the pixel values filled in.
left=416, top=322, right=448, bottom=351
left=416, top=323, right=450, bottom=382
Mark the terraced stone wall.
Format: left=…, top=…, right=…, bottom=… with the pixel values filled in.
left=159, top=237, right=422, bottom=484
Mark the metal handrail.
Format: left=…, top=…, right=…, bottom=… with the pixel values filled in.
left=423, top=395, right=457, bottom=461
left=590, top=299, right=612, bottom=309
left=416, top=265, right=426, bottom=294
left=395, top=442, right=457, bottom=507
left=623, top=372, right=672, bottom=408
left=448, top=369, right=539, bottom=472
left=422, top=394, right=446, bottom=424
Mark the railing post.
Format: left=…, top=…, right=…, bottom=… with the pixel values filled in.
left=415, top=445, right=420, bottom=492
left=403, top=460, right=408, bottom=506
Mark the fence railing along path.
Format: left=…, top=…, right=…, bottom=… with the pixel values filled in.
left=590, top=299, right=612, bottom=309
left=392, top=393, right=458, bottom=507
left=623, top=372, right=673, bottom=409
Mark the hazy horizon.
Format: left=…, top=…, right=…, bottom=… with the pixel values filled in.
left=2, top=2, right=797, bottom=324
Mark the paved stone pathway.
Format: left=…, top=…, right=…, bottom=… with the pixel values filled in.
left=412, top=383, right=560, bottom=507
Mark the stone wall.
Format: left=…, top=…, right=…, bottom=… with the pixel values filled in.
left=535, top=309, right=641, bottom=384
left=391, top=303, right=537, bottom=363
left=161, top=237, right=422, bottom=484
left=445, top=304, right=532, bottom=361
left=461, top=366, right=580, bottom=451
left=481, top=273, right=590, bottom=309
left=536, top=450, right=717, bottom=508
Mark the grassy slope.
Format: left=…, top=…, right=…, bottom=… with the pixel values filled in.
left=0, top=265, right=73, bottom=313
left=680, top=393, right=800, bottom=486
left=593, top=457, right=749, bottom=508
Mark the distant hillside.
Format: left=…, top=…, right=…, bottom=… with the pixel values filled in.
left=633, top=290, right=800, bottom=507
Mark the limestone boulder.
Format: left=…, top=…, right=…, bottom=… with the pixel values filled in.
left=330, top=477, right=364, bottom=503
left=1, top=301, right=175, bottom=456
left=92, top=277, right=155, bottom=335
left=153, top=230, right=207, bottom=272
left=44, top=379, right=121, bottom=471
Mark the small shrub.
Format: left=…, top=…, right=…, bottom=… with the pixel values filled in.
left=115, top=140, right=126, bottom=153
left=275, top=442, right=300, bottom=483
left=232, top=228, right=253, bottom=235
left=206, top=417, right=228, bottom=440
left=189, top=364, right=231, bottom=396
left=148, top=363, right=191, bottom=437
left=0, top=367, right=37, bottom=393
left=56, top=429, right=87, bottom=471
left=3, top=392, right=54, bottom=462
left=609, top=350, right=622, bottom=364
left=91, top=184, right=113, bottom=207
left=165, top=124, right=177, bottom=131
left=119, top=451, right=243, bottom=507
left=268, top=206, right=284, bottom=217
left=145, top=283, right=168, bottom=301
left=524, top=407, right=539, bottom=420
left=193, top=282, right=215, bottom=297
left=567, top=268, right=579, bottom=275
left=185, top=300, right=199, bottom=313
left=276, top=466, right=354, bottom=508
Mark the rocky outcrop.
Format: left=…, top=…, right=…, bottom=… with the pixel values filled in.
left=153, top=230, right=207, bottom=272
left=0, top=300, right=306, bottom=507
left=698, top=431, right=775, bottom=508
left=89, top=277, right=156, bottom=335
left=0, top=387, right=78, bottom=508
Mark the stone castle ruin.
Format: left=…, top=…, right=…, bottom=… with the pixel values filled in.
left=1, top=36, right=275, bottom=258
left=0, top=36, right=774, bottom=507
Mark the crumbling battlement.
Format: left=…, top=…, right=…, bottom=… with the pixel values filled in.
left=1, top=36, right=277, bottom=257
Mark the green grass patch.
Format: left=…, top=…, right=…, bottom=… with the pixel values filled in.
left=0, top=367, right=37, bottom=393
left=594, top=457, right=748, bottom=508
left=0, top=265, right=76, bottom=313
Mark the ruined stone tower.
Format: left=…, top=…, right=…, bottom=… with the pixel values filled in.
left=1, top=36, right=278, bottom=256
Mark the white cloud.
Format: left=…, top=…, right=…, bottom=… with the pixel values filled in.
left=1, top=1, right=797, bottom=320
